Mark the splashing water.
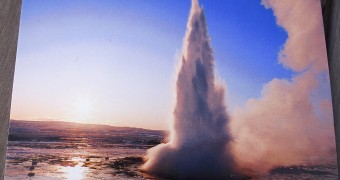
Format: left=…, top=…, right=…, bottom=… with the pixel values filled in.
left=142, top=0, right=243, bottom=179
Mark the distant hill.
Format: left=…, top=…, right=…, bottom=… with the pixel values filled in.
left=8, top=120, right=165, bottom=146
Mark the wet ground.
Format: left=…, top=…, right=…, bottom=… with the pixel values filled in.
left=5, top=142, right=338, bottom=180
left=5, top=145, right=150, bottom=179
left=4, top=120, right=339, bottom=179
left=5, top=120, right=163, bottom=179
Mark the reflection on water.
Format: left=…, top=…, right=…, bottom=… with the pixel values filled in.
left=5, top=146, right=147, bottom=180
left=5, top=143, right=338, bottom=180
left=5, top=122, right=164, bottom=179
left=61, top=157, right=88, bottom=180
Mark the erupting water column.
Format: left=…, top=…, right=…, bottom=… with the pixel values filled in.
left=142, top=0, right=242, bottom=179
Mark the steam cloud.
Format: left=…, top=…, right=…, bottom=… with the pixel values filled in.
left=142, top=0, right=336, bottom=178
left=142, top=0, right=241, bottom=179
left=230, top=0, right=336, bottom=175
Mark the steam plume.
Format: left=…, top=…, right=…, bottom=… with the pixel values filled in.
left=230, top=0, right=336, bottom=175
left=142, top=0, right=240, bottom=179
left=142, top=0, right=335, bottom=178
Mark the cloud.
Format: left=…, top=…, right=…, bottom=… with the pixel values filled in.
left=230, top=72, right=335, bottom=174
left=230, top=0, right=335, bottom=175
left=262, top=0, right=328, bottom=72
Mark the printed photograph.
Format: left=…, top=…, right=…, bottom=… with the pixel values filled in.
left=5, top=0, right=338, bottom=179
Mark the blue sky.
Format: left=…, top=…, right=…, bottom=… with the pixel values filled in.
left=11, top=0, right=292, bottom=130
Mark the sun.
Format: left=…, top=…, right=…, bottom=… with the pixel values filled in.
left=72, top=98, right=94, bottom=123
left=74, top=99, right=92, bottom=114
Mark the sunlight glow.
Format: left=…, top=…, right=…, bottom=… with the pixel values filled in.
left=71, top=97, right=94, bottom=123
left=61, top=157, right=88, bottom=180
left=74, top=99, right=92, bottom=114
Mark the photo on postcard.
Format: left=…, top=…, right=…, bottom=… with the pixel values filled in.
left=5, top=0, right=338, bottom=179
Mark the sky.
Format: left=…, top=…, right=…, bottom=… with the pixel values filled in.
left=11, top=0, right=310, bottom=130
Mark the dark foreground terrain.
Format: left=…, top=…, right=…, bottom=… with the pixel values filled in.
left=5, top=120, right=164, bottom=179
left=5, top=120, right=338, bottom=179
left=8, top=120, right=164, bottom=147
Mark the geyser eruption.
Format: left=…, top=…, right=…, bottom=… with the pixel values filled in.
left=142, top=0, right=240, bottom=179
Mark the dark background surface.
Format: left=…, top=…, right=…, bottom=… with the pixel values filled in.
left=0, top=0, right=22, bottom=179
left=323, top=0, right=340, bottom=175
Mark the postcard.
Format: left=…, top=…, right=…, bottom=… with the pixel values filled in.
left=5, top=0, right=338, bottom=179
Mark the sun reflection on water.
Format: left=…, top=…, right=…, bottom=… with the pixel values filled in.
left=61, top=157, right=88, bottom=180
